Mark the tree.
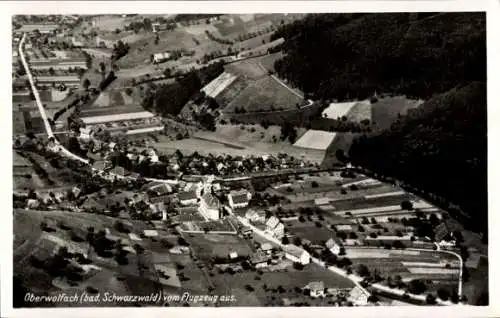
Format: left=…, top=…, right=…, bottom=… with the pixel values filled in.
left=99, top=62, right=106, bottom=74
left=281, top=236, right=289, bottom=245
left=400, top=200, right=413, bottom=211
left=311, top=181, right=319, bottom=188
left=408, top=279, right=427, bottom=295
left=83, top=78, right=91, bottom=91
left=357, top=264, right=370, bottom=277
left=426, top=294, right=437, bottom=305
left=437, top=288, right=450, bottom=301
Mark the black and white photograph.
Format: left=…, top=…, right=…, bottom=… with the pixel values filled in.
left=3, top=0, right=498, bottom=316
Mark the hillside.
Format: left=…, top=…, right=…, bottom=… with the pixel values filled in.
left=348, top=82, right=487, bottom=235
left=272, top=13, right=485, bottom=101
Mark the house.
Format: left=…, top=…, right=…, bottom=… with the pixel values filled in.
left=147, top=183, right=172, bottom=196
left=314, top=197, right=332, bottom=206
left=272, top=223, right=285, bottom=239
left=79, top=127, right=93, bottom=139
left=199, top=192, right=221, bottom=220
left=251, top=251, right=270, bottom=268
left=143, top=230, right=158, bottom=237
left=128, top=233, right=142, bottom=241
left=153, top=52, right=172, bottom=64
left=325, top=238, right=342, bottom=255
left=178, top=191, right=198, bottom=206
left=305, top=281, right=325, bottom=298
left=245, top=209, right=266, bottom=223
left=434, top=219, right=462, bottom=242
left=109, top=166, right=127, bottom=177
left=228, top=190, right=251, bottom=209
left=260, top=243, right=273, bottom=254
left=239, top=225, right=253, bottom=237
left=26, top=198, right=39, bottom=209
left=284, top=244, right=310, bottom=265
left=228, top=251, right=238, bottom=260
left=266, top=216, right=280, bottom=230
left=212, top=183, right=222, bottom=192
left=347, top=286, right=369, bottom=306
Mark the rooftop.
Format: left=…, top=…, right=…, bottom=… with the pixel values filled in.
left=284, top=244, right=306, bottom=258
left=178, top=190, right=198, bottom=201
left=80, top=111, right=156, bottom=125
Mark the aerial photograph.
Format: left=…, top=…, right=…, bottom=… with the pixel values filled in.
left=11, top=13, right=486, bottom=308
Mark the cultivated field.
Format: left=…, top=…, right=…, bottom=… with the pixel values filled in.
left=184, top=233, right=254, bottom=262
left=201, top=72, right=239, bottom=98
left=321, top=100, right=372, bottom=122
left=224, top=76, right=305, bottom=113
left=293, top=130, right=337, bottom=151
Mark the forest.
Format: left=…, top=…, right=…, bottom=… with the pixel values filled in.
left=348, top=82, right=487, bottom=235
left=272, top=13, right=485, bottom=101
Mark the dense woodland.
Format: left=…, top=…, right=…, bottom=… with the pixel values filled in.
left=349, top=82, right=487, bottom=235
left=273, top=13, right=487, bottom=234
left=272, top=13, right=485, bottom=100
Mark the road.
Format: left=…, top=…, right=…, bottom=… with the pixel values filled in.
left=19, top=33, right=178, bottom=185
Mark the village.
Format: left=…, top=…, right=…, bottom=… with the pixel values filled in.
left=12, top=14, right=487, bottom=308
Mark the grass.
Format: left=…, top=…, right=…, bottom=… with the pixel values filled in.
left=184, top=233, right=254, bottom=262
left=224, top=76, right=305, bottom=113
left=329, top=194, right=412, bottom=211
left=209, top=262, right=354, bottom=306
left=285, top=221, right=336, bottom=245
left=371, top=96, right=424, bottom=130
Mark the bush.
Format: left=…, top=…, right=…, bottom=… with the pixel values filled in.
left=437, top=288, right=450, bottom=301
left=426, top=294, right=437, bottom=305
left=311, top=181, right=319, bottom=188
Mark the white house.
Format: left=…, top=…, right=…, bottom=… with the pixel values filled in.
left=325, top=238, right=342, bottom=255
left=228, top=251, right=238, bottom=260
left=306, top=281, right=325, bottom=298
left=143, top=230, right=158, bottom=237
left=228, top=190, right=251, bottom=209
left=272, top=223, right=285, bottom=239
left=347, top=286, right=369, bottom=306
left=178, top=190, right=198, bottom=206
left=79, top=127, right=93, bottom=140
left=260, top=242, right=273, bottom=254
left=199, top=192, right=221, bottom=220
left=153, top=52, right=172, bottom=64
left=284, top=244, right=310, bottom=265
left=245, top=209, right=266, bottom=223
left=266, top=216, right=279, bottom=230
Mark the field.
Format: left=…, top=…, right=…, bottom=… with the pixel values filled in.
left=209, top=262, right=354, bottom=306
left=371, top=96, right=424, bottom=130
left=224, top=76, right=305, bottom=113
left=293, top=130, right=337, bottom=151
left=284, top=220, right=336, bottom=244
left=92, top=16, right=130, bottom=31
left=321, top=100, right=372, bottom=122
left=184, top=233, right=254, bottom=262
left=92, top=90, right=135, bottom=108
left=345, top=247, right=460, bottom=293
left=201, top=72, right=239, bottom=98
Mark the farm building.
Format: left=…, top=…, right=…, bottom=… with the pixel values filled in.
left=35, top=75, right=81, bottom=87
left=228, top=190, right=251, bottom=209
left=260, top=242, right=273, bottom=254
left=80, top=111, right=156, bottom=125
left=199, top=193, right=221, bottom=220
left=265, top=216, right=280, bottom=231
left=284, top=244, right=310, bottom=265
left=79, top=127, right=93, bottom=140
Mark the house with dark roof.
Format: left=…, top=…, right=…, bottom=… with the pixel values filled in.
left=228, top=190, right=251, bottom=209
left=178, top=190, right=198, bottom=206
left=434, top=219, right=462, bottom=242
